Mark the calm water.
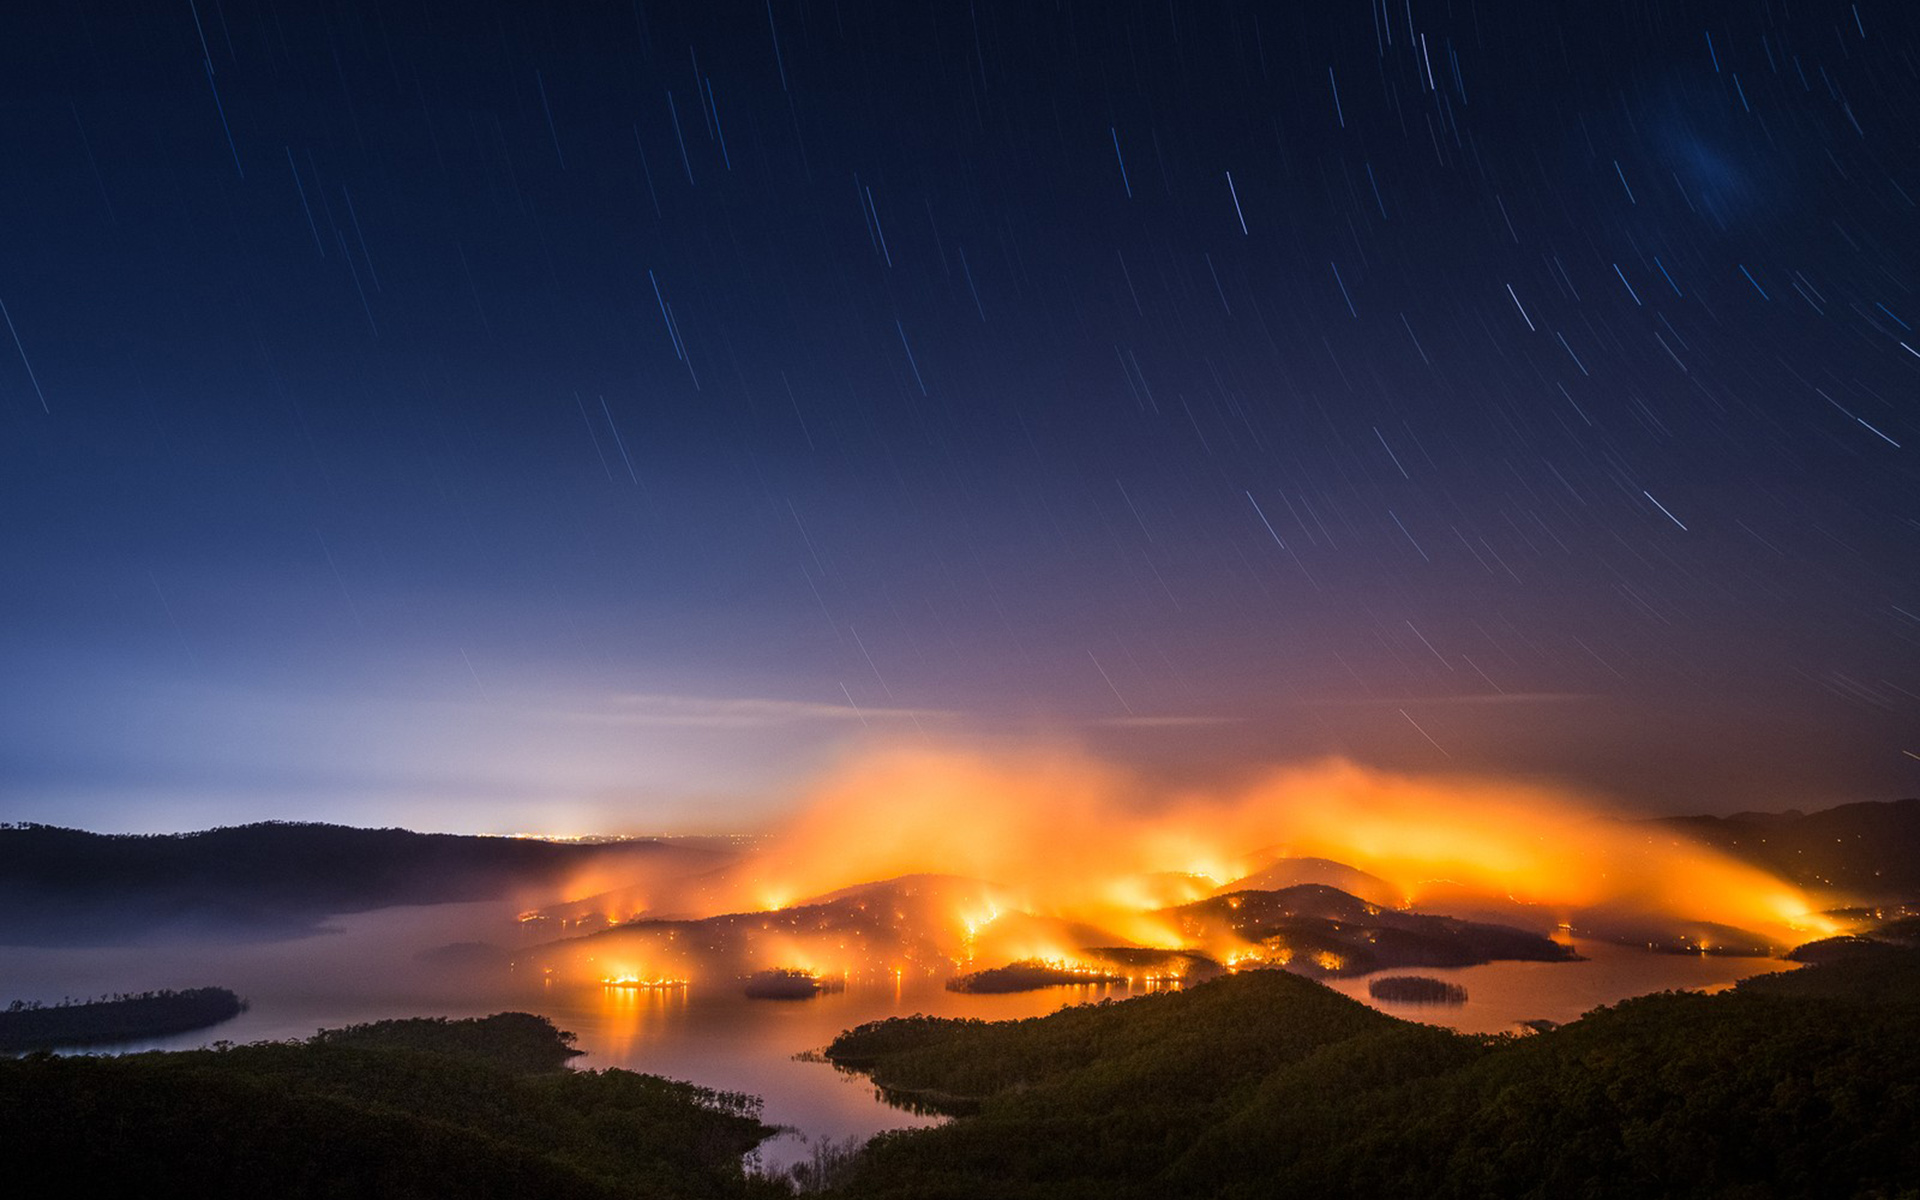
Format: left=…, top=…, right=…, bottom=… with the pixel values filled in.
left=1323, top=939, right=1792, bottom=1033
left=3, top=901, right=1795, bottom=1169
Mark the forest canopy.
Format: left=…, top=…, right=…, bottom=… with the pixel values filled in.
left=0, top=1012, right=784, bottom=1200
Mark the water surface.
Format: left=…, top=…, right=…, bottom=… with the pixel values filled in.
left=3, top=902, right=1797, bottom=1168
left=1323, top=938, right=1791, bottom=1033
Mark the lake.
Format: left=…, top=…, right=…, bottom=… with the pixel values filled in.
left=2, top=900, right=1795, bottom=1170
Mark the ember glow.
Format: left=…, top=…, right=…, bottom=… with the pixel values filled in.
left=526, top=746, right=1839, bottom=989
left=601, top=975, right=688, bottom=990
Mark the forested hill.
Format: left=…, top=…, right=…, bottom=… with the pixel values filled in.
left=822, top=948, right=1920, bottom=1198
left=0, top=822, right=708, bottom=944
left=1659, top=797, right=1920, bottom=898
left=0, top=1013, right=784, bottom=1200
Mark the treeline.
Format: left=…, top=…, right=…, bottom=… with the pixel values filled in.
left=0, top=1012, right=786, bottom=1200
left=0, top=987, right=245, bottom=1052
left=0, top=821, right=593, bottom=903
left=0, top=822, right=680, bottom=944
left=309, top=1013, right=602, bottom=1077
left=823, top=950, right=1920, bottom=1198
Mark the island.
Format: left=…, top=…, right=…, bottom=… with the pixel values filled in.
left=0, top=987, right=246, bottom=1053
left=1366, top=975, right=1468, bottom=1004
left=946, top=960, right=1127, bottom=993
left=742, top=968, right=843, bottom=1000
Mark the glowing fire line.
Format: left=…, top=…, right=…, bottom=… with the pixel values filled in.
left=528, top=750, right=1842, bottom=989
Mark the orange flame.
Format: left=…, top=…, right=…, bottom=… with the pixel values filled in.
left=536, top=744, right=1838, bottom=985
left=726, top=747, right=1834, bottom=944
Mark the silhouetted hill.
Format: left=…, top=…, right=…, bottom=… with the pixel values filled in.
left=1749, top=921, right=1920, bottom=1002
left=1215, top=856, right=1402, bottom=908
left=0, top=822, right=687, bottom=945
left=791, top=873, right=1000, bottom=910
left=0, top=987, right=246, bottom=1052
left=824, top=950, right=1920, bottom=1198
left=1660, top=798, right=1920, bottom=899
left=0, top=1013, right=782, bottom=1199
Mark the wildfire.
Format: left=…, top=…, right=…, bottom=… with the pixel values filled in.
left=524, top=746, right=1841, bottom=988
left=602, top=974, right=688, bottom=989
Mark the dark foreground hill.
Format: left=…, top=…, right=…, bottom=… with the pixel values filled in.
left=0, top=822, right=718, bottom=944
left=822, top=950, right=1920, bottom=1199
left=10, top=952, right=1919, bottom=1198
left=0, top=1013, right=784, bottom=1200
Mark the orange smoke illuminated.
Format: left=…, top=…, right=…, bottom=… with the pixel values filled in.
left=529, top=745, right=1841, bottom=988
left=732, top=748, right=1833, bottom=944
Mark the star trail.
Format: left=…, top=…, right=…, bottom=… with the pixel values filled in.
left=2, top=1, right=1915, bottom=833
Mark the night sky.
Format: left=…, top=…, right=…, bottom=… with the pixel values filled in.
left=3, top=1, right=1916, bottom=835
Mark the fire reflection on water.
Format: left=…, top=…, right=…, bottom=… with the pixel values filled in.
left=591, top=978, right=691, bottom=1063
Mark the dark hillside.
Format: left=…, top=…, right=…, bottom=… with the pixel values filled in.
left=0, top=1013, right=783, bottom=1200
left=0, top=822, right=694, bottom=944
left=1661, top=798, right=1920, bottom=898
left=826, top=950, right=1920, bottom=1199
left=0, top=987, right=245, bottom=1051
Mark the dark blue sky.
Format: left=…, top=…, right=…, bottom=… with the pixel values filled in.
left=3, top=1, right=1915, bottom=833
